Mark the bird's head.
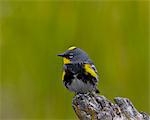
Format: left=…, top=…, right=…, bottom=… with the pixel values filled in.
left=57, top=46, right=89, bottom=64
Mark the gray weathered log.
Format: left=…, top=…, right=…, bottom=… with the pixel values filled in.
left=72, top=93, right=150, bottom=120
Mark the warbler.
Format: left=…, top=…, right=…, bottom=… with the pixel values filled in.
left=58, top=46, right=100, bottom=94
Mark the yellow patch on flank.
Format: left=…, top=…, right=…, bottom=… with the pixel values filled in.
left=63, top=58, right=71, bottom=64
left=68, top=46, right=76, bottom=50
left=84, top=64, right=97, bottom=78
left=62, top=71, right=65, bottom=80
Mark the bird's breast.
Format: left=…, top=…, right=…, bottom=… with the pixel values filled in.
left=64, top=63, right=83, bottom=74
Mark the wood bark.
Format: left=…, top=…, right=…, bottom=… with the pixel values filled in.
left=72, top=93, right=150, bottom=120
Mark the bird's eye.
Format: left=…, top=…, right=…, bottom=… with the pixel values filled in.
left=69, top=53, right=74, bottom=59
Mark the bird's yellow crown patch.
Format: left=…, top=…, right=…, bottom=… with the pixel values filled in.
left=68, top=46, right=76, bottom=50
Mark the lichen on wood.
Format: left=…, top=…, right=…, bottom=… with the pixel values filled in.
left=72, top=93, right=150, bottom=120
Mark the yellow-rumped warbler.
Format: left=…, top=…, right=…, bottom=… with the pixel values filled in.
left=58, top=46, right=99, bottom=94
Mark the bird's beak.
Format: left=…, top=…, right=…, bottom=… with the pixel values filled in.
left=57, top=53, right=65, bottom=57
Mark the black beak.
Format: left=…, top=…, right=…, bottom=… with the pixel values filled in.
left=57, top=53, right=65, bottom=57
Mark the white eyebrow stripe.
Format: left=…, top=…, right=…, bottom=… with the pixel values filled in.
left=69, top=53, right=74, bottom=55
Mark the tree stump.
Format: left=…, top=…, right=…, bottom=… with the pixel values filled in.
left=72, top=93, right=150, bottom=120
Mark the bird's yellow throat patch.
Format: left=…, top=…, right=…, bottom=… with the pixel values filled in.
left=68, top=46, right=76, bottom=50
left=63, top=58, right=71, bottom=64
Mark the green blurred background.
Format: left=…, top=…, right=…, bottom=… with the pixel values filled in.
left=0, top=1, right=149, bottom=119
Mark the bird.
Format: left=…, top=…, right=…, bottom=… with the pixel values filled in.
left=57, top=46, right=100, bottom=94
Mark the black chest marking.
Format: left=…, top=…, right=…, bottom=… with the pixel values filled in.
left=63, top=70, right=74, bottom=88
left=63, top=63, right=97, bottom=87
